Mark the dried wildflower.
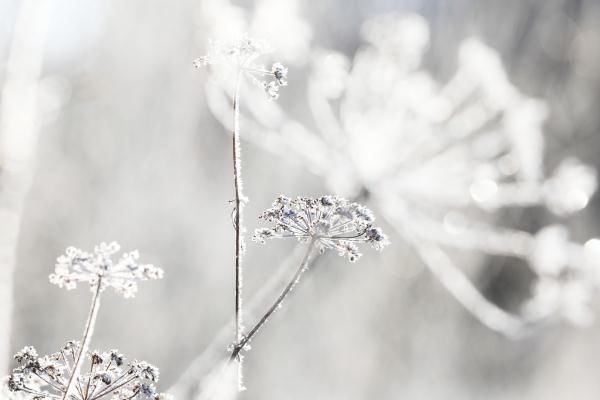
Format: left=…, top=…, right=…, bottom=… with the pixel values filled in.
left=253, top=195, right=389, bottom=262
left=49, top=242, right=163, bottom=298
left=271, top=62, right=288, bottom=86
left=5, top=342, right=168, bottom=400
left=194, top=34, right=288, bottom=100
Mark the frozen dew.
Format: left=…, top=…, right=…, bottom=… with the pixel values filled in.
left=49, top=242, right=164, bottom=298
left=253, top=195, right=389, bottom=262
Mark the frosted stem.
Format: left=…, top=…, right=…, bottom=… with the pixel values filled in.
left=231, top=70, right=245, bottom=389
left=230, top=239, right=317, bottom=362
left=62, top=279, right=103, bottom=400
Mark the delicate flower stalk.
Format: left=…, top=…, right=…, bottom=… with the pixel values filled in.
left=229, top=238, right=317, bottom=363
left=194, top=35, right=289, bottom=391
left=62, top=278, right=102, bottom=400
left=231, top=69, right=245, bottom=391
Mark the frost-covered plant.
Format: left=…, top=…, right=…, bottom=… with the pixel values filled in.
left=49, top=242, right=163, bottom=298
left=4, top=242, right=164, bottom=400
left=253, top=195, right=389, bottom=262
left=229, top=196, right=387, bottom=362
left=6, top=342, right=169, bottom=400
left=194, top=35, right=288, bottom=99
left=201, top=13, right=600, bottom=336
left=194, top=34, right=288, bottom=390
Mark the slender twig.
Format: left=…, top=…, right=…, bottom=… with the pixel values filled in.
left=231, top=69, right=245, bottom=388
left=62, top=278, right=103, bottom=400
left=229, top=239, right=317, bottom=362
left=167, top=244, right=312, bottom=398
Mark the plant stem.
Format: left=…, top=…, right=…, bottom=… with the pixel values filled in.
left=62, top=278, right=103, bottom=400
left=231, top=70, right=244, bottom=388
left=230, top=239, right=317, bottom=362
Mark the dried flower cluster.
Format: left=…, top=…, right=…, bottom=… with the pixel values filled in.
left=253, top=195, right=389, bottom=262
left=49, top=242, right=163, bottom=298
left=194, top=34, right=288, bottom=99
left=6, top=342, right=169, bottom=400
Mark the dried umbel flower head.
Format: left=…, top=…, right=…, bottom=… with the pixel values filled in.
left=49, top=242, right=163, bottom=298
left=253, top=195, right=389, bottom=262
left=194, top=34, right=288, bottom=99
left=6, top=342, right=170, bottom=400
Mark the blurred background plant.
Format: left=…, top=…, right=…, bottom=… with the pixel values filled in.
left=2, top=0, right=600, bottom=399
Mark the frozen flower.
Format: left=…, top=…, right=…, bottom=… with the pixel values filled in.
left=271, top=62, right=288, bottom=86
left=5, top=342, right=168, bottom=400
left=13, top=347, right=37, bottom=365
left=194, top=35, right=269, bottom=68
left=253, top=195, right=389, bottom=262
left=49, top=242, right=163, bottom=298
left=195, top=34, right=288, bottom=99
left=131, top=361, right=160, bottom=382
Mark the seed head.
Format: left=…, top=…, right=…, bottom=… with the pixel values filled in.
left=49, top=242, right=164, bottom=298
left=253, top=195, right=389, bottom=262
left=195, top=34, right=289, bottom=100
left=5, top=342, right=168, bottom=400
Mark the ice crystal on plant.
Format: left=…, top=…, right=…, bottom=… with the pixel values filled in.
left=49, top=242, right=163, bottom=298
left=5, top=342, right=169, bottom=400
left=253, top=195, right=388, bottom=262
left=271, top=62, right=288, bottom=86
left=194, top=34, right=288, bottom=99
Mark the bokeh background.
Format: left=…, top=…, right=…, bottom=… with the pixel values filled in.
left=2, top=0, right=600, bottom=399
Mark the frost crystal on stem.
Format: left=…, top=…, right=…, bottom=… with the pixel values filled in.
left=49, top=242, right=164, bottom=298
left=6, top=342, right=170, bottom=400
left=253, top=195, right=389, bottom=262
left=195, top=34, right=289, bottom=391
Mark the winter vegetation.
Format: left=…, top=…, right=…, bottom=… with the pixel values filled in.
left=2, top=0, right=600, bottom=399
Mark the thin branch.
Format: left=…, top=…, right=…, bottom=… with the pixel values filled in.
left=231, top=69, right=245, bottom=390
left=167, top=244, right=312, bottom=398
left=62, top=278, right=103, bottom=400
left=229, top=239, right=317, bottom=362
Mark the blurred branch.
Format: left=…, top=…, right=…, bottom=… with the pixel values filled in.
left=377, top=198, right=531, bottom=338
left=0, top=0, right=50, bottom=375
